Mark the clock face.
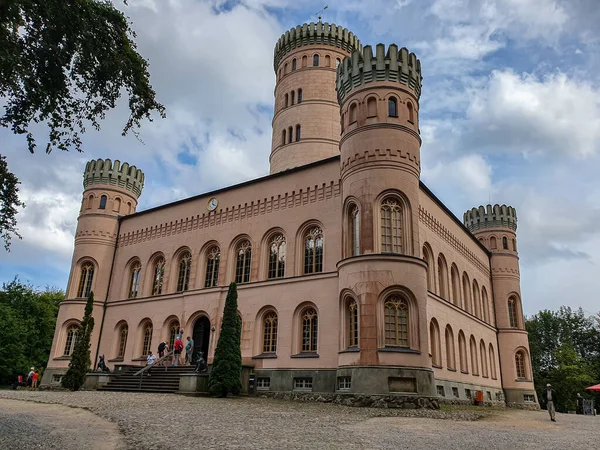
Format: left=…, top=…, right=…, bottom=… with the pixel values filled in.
left=207, top=197, right=218, bottom=211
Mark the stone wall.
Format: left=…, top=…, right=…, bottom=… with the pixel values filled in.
left=258, top=391, right=440, bottom=409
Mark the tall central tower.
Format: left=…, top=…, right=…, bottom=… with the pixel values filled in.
left=270, top=22, right=361, bottom=173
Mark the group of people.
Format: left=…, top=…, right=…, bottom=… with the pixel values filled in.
left=146, top=330, right=196, bottom=370
left=11, top=367, right=39, bottom=390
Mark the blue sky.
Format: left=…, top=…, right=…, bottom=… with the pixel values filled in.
left=1, top=0, right=599, bottom=316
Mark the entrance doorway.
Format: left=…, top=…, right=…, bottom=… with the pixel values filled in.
left=192, top=316, right=210, bottom=362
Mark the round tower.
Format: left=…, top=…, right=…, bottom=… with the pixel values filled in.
left=335, top=44, right=434, bottom=398
left=270, top=22, right=361, bottom=174
left=464, top=204, right=538, bottom=406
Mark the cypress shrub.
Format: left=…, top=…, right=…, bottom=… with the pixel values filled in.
left=61, top=292, right=95, bottom=391
left=208, top=282, right=242, bottom=397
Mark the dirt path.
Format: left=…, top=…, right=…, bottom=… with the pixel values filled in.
left=0, top=398, right=125, bottom=450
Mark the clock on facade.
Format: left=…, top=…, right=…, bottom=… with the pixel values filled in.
left=207, top=197, right=218, bottom=211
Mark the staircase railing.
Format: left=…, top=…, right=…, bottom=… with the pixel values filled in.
left=133, top=350, right=176, bottom=389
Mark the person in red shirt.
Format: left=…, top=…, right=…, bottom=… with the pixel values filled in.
left=172, top=337, right=183, bottom=366
left=32, top=371, right=39, bottom=389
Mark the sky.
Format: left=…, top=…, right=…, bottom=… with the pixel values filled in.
left=1, top=0, right=599, bottom=317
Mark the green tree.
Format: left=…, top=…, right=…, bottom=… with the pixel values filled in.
left=0, top=155, right=25, bottom=250
left=62, top=291, right=95, bottom=391
left=549, top=343, right=595, bottom=412
left=0, top=278, right=63, bottom=384
left=0, top=0, right=165, bottom=250
left=208, top=282, right=242, bottom=397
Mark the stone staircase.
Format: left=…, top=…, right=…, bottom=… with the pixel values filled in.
left=99, top=365, right=198, bottom=394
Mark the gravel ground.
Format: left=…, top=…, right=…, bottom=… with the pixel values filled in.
left=0, top=390, right=598, bottom=450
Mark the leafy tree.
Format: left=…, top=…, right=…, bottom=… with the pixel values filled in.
left=549, top=343, right=595, bottom=412
left=0, top=155, right=25, bottom=250
left=0, top=278, right=63, bottom=384
left=0, top=0, right=165, bottom=250
left=62, top=291, right=95, bottom=391
left=208, top=282, right=242, bottom=397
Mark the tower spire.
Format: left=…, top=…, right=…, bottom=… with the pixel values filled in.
left=316, top=5, right=328, bottom=21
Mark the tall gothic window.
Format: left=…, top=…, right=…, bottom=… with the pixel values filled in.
left=284, top=93, right=288, bottom=108
left=437, top=255, right=449, bottom=299
left=388, top=97, right=398, bottom=117
left=489, top=344, right=498, bottom=379
left=503, top=236, right=509, bottom=249
left=297, top=88, right=302, bottom=103
left=152, top=258, right=165, bottom=295
left=304, top=227, right=323, bottom=274
left=515, top=351, right=527, bottom=379
left=301, top=308, right=318, bottom=352
left=288, top=126, right=293, bottom=143
left=282, top=129, right=286, bottom=145
left=348, top=299, right=359, bottom=348
left=235, top=240, right=252, bottom=284
left=350, top=205, right=360, bottom=256
left=77, top=262, right=94, bottom=298
left=508, top=297, right=519, bottom=328
left=292, top=58, right=297, bottom=71
left=458, top=331, right=468, bottom=373
left=176, top=251, right=192, bottom=292
left=169, top=321, right=180, bottom=350
left=268, top=234, right=286, bottom=279
left=99, top=195, right=107, bottom=209
left=445, top=325, right=456, bottom=370
left=313, top=54, right=319, bottom=66
left=63, top=324, right=79, bottom=356
left=141, top=323, right=153, bottom=356
left=117, top=325, right=128, bottom=358
left=384, top=296, right=409, bottom=347
left=430, top=319, right=441, bottom=366
left=291, top=90, right=295, bottom=105
left=470, top=336, right=479, bottom=375
left=407, top=102, right=414, bottom=122
left=295, top=124, right=301, bottom=141
left=480, top=340, right=488, bottom=377
left=128, top=262, right=142, bottom=298
left=380, top=198, right=403, bottom=253
left=262, top=312, right=278, bottom=353
left=205, top=247, right=220, bottom=288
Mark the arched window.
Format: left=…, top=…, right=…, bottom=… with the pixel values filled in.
left=472, top=281, right=481, bottom=319
left=87, top=194, right=94, bottom=209
left=291, top=90, right=295, bottom=105
left=126, top=201, right=132, bottom=214
left=470, top=336, right=479, bottom=375
left=117, top=325, right=128, bottom=358
left=350, top=205, right=360, bottom=256
left=284, top=93, right=288, bottom=108
left=437, top=255, right=449, bottom=299
left=304, top=227, right=323, bottom=274
left=384, top=295, right=409, bottom=347
left=380, top=198, right=403, bottom=253
left=141, top=322, right=153, bottom=356
left=458, top=331, right=468, bottom=373
left=490, top=236, right=497, bottom=249
left=297, top=88, right=302, bottom=103
left=367, top=97, right=377, bottom=117
left=482, top=287, right=490, bottom=323
left=451, top=265, right=461, bottom=307
left=152, top=257, right=165, bottom=295
left=295, top=124, right=301, bottom=142
left=168, top=320, right=180, bottom=350
left=515, top=350, right=527, bottom=379
left=336, top=58, right=341, bottom=67
left=348, top=299, right=359, bottom=348
left=407, top=102, right=414, bottom=122
left=292, top=58, right=297, bottom=71
left=325, top=55, right=331, bottom=67
left=422, top=245, right=434, bottom=291
left=513, top=238, right=517, bottom=251
left=268, top=234, right=286, bottom=279
left=388, top=97, right=398, bottom=117
left=302, top=55, right=307, bottom=67
left=301, top=308, right=318, bottom=352
left=63, top=324, right=79, bottom=356
left=445, top=326, right=456, bottom=370
left=128, top=262, right=142, bottom=298
left=282, top=129, right=286, bottom=145
left=263, top=312, right=278, bottom=353
left=284, top=63, right=288, bottom=73
left=462, top=273, right=472, bottom=313
left=99, top=195, right=107, bottom=210
left=502, top=236, right=508, bottom=250
left=288, top=126, right=293, bottom=143
left=489, top=344, right=497, bottom=379
left=480, top=340, right=488, bottom=377
left=313, top=54, right=319, bottom=66
left=508, top=297, right=519, bottom=328
left=349, top=103, right=357, bottom=123
left=77, top=262, right=94, bottom=298
left=176, top=251, right=192, bottom=292
left=205, top=247, right=220, bottom=288
left=113, top=198, right=121, bottom=213
left=235, top=240, right=252, bottom=283
left=430, top=319, right=441, bottom=367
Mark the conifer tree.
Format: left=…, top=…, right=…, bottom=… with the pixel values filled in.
left=61, top=292, right=95, bottom=391
left=208, top=283, right=242, bottom=397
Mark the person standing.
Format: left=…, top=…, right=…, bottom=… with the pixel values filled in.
left=545, top=383, right=558, bottom=422
left=32, top=371, right=39, bottom=389
left=172, top=336, right=183, bottom=366
left=26, top=367, right=34, bottom=389
left=157, top=341, right=167, bottom=365
left=185, top=336, right=194, bottom=365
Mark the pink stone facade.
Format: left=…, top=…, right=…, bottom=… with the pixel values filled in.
left=44, top=22, right=537, bottom=405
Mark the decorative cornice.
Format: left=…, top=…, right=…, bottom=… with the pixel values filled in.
left=274, top=22, right=361, bottom=70
left=464, top=204, right=517, bottom=232
left=83, top=158, right=144, bottom=199
left=337, top=44, right=422, bottom=103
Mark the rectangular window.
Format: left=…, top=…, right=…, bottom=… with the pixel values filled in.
left=524, top=394, right=535, bottom=403
left=496, top=392, right=504, bottom=401
left=52, top=375, right=62, bottom=383
left=452, top=387, right=459, bottom=398
left=257, top=378, right=271, bottom=390
left=436, top=385, right=445, bottom=397
left=465, top=389, right=472, bottom=399
left=486, top=391, right=492, bottom=401
left=337, top=377, right=351, bottom=390
left=293, top=377, right=313, bottom=390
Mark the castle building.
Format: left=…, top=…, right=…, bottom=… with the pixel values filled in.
left=44, top=22, right=537, bottom=405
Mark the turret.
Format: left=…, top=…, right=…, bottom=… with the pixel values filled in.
left=335, top=44, right=434, bottom=397
left=270, top=22, right=362, bottom=173
left=464, top=204, right=538, bottom=406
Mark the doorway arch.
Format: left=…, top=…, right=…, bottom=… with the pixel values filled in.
left=192, top=316, right=211, bottom=362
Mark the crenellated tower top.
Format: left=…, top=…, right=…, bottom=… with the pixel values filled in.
left=463, top=204, right=517, bottom=232
left=274, top=21, right=362, bottom=70
left=336, top=44, right=422, bottom=103
left=83, top=158, right=145, bottom=199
